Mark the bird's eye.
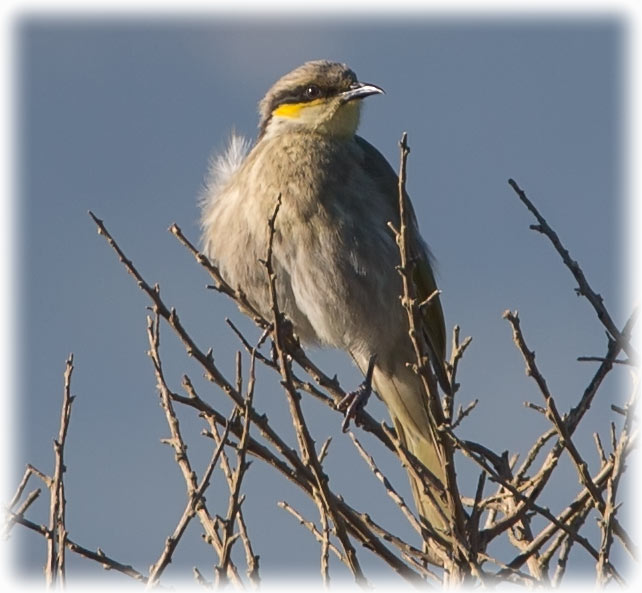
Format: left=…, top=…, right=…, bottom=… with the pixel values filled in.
left=304, top=85, right=322, bottom=100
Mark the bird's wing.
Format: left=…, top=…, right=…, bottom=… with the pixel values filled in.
left=355, top=135, right=447, bottom=367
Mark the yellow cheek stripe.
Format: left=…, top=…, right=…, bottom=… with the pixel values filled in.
left=273, top=98, right=324, bottom=118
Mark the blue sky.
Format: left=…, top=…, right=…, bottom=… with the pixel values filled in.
left=6, top=12, right=636, bottom=587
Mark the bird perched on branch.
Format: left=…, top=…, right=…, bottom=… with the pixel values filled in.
left=200, top=60, right=450, bottom=531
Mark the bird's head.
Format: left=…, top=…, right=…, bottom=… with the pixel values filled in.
left=257, top=60, right=384, bottom=140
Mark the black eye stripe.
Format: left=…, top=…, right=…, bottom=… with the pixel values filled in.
left=273, top=84, right=340, bottom=107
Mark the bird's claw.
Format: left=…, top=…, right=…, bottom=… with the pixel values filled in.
left=338, top=355, right=377, bottom=432
left=339, top=383, right=371, bottom=432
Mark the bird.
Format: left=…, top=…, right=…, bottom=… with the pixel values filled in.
left=200, top=60, right=450, bottom=532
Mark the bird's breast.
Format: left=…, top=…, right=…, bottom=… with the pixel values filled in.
left=203, top=132, right=404, bottom=354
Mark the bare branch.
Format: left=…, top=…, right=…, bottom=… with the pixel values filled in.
left=318, top=437, right=332, bottom=464
left=567, top=308, right=637, bottom=434
left=193, top=567, right=211, bottom=587
left=597, top=379, right=637, bottom=584
left=548, top=502, right=593, bottom=585
left=514, top=428, right=556, bottom=485
left=46, top=354, right=75, bottom=588
left=504, top=311, right=606, bottom=513
left=7, top=467, right=36, bottom=510
left=145, top=314, right=242, bottom=588
left=207, top=411, right=262, bottom=589
left=216, top=344, right=260, bottom=585
left=3, top=488, right=41, bottom=537
left=25, top=464, right=52, bottom=488
left=90, top=211, right=325, bottom=520
left=496, top=434, right=636, bottom=580
left=314, top=493, right=331, bottom=587
left=237, top=506, right=261, bottom=588
left=169, top=221, right=268, bottom=328
left=278, top=501, right=346, bottom=564
left=349, top=433, right=423, bottom=536
left=507, top=179, right=637, bottom=363
left=393, top=134, right=469, bottom=580
left=262, top=196, right=367, bottom=586
left=445, top=325, right=472, bottom=414
left=9, top=512, right=147, bottom=582
left=451, top=398, right=479, bottom=430
left=594, top=432, right=607, bottom=465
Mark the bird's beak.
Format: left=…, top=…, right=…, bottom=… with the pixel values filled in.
left=340, top=82, right=385, bottom=103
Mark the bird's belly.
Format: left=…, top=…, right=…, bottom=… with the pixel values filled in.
left=281, top=221, right=405, bottom=360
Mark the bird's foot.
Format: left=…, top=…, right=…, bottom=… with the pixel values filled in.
left=338, top=355, right=376, bottom=433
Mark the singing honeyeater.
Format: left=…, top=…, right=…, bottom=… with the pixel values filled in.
left=200, top=60, right=449, bottom=530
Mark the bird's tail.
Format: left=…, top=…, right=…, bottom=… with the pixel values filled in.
left=370, top=364, right=450, bottom=533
